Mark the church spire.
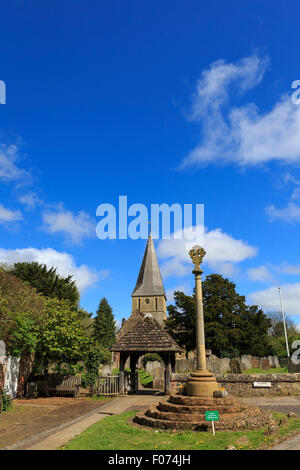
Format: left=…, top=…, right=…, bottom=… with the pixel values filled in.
left=132, top=232, right=166, bottom=299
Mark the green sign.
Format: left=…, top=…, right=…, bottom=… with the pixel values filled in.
left=205, top=410, right=220, bottom=421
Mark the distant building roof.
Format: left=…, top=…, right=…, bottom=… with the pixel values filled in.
left=131, top=232, right=166, bottom=298
left=110, top=314, right=182, bottom=353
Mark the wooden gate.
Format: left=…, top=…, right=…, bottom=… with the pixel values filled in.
left=95, top=375, right=119, bottom=396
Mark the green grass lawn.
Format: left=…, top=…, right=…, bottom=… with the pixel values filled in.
left=242, top=367, right=288, bottom=374
left=62, top=411, right=300, bottom=451
left=138, top=369, right=154, bottom=386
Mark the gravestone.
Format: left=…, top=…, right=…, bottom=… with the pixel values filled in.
left=240, top=355, right=252, bottom=371
left=251, top=357, right=260, bottom=368
left=261, top=358, right=271, bottom=370
left=207, top=354, right=221, bottom=374
left=152, top=367, right=164, bottom=390
left=230, top=358, right=242, bottom=374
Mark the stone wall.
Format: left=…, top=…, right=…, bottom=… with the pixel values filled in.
left=171, top=373, right=300, bottom=397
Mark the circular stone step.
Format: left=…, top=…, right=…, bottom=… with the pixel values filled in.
left=169, top=395, right=238, bottom=407
left=158, top=401, right=248, bottom=415
left=134, top=407, right=275, bottom=431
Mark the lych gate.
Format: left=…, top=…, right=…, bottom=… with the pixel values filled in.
left=110, top=231, right=182, bottom=395
left=111, top=314, right=182, bottom=394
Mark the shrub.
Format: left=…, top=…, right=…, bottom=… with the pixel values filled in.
left=2, top=390, right=12, bottom=411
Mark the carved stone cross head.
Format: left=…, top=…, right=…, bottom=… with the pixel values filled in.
left=189, top=245, right=206, bottom=271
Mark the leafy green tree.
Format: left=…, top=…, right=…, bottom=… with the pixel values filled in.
left=7, top=262, right=79, bottom=307
left=93, top=298, right=116, bottom=349
left=165, top=291, right=196, bottom=355
left=267, top=311, right=300, bottom=358
left=165, top=274, right=272, bottom=357
left=37, top=298, right=90, bottom=371
left=0, top=271, right=46, bottom=356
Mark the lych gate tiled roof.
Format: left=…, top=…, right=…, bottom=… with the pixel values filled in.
left=110, top=315, right=182, bottom=353
left=116, top=310, right=144, bottom=340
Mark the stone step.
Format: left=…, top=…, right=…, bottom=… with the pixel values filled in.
left=158, top=401, right=248, bottom=415
left=134, top=408, right=275, bottom=431
left=146, top=406, right=258, bottom=424
left=169, top=395, right=238, bottom=407
left=134, top=411, right=209, bottom=431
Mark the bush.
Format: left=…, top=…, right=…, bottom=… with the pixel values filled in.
left=82, top=345, right=111, bottom=388
left=2, top=390, right=12, bottom=411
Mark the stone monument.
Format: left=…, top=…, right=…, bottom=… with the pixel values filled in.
left=133, top=245, right=276, bottom=432
left=185, top=246, right=218, bottom=397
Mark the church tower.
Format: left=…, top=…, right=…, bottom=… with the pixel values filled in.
left=131, top=232, right=167, bottom=324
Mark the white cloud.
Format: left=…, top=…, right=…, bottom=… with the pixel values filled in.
left=165, top=284, right=191, bottom=303
left=0, top=247, right=104, bottom=293
left=246, top=265, right=275, bottom=282
left=280, top=263, right=300, bottom=275
left=0, top=144, right=31, bottom=183
left=181, top=53, right=300, bottom=168
left=42, top=209, right=96, bottom=244
left=266, top=202, right=300, bottom=223
left=18, top=192, right=43, bottom=210
left=248, top=283, right=300, bottom=316
left=157, top=225, right=257, bottom=278
left=0, top=204, right=23, bottom=223
left=283, top=173, right=300, bottom=201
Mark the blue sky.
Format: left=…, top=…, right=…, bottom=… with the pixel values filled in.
left=0, top=1, right=300, bottom=329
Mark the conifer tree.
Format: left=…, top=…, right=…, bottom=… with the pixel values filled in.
left=165, top=274, right=272, bottom=357
left=93, top=297, right=116, bottom=349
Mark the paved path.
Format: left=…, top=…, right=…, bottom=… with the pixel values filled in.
left=272, top=433, right=300, bottom=450
left=11, top=395, right=163, bottom=451
left=242, top=396, right=300, bottom=417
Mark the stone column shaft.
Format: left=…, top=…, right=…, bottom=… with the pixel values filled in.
left=186, top=245, right=218, bottom=397
left=195, top=271, right=206, bottom=371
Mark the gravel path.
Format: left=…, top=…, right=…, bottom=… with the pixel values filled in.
left=0, top=396, right=113, bottom=449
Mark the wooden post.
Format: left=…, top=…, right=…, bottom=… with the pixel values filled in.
left=164, top=354, right=172, bottom=395
left=119, top=353, right=125, bottom=394
left=130, top=353, right=138, bottom=392
left=171, top=353, right=176, bottom=373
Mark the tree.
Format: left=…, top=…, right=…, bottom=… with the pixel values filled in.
left=36, top=298, right=90, bottom=371
left=165, top=291, right=196, bottom=355
left=93, top=298, right=116, bottom=349
left=7, top=262, right=79, bottom=307
left=82, top=345, right=111, bottom=387
left=266, top=311, right=300, bottom=358
left=0, top=271, right=46, bottom=356
left=165, top=274, right=272, bottom=357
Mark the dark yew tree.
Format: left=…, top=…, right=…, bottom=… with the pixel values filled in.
left=93, top=298, right=116, bottom=349
left=8, top=262, right=79, bottom=307
left=165, top=274, right=272, bottom=357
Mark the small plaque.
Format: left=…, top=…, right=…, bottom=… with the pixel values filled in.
left=253, top=382, right=271, bottom=388
left=205, top=410, right=220, bottom=421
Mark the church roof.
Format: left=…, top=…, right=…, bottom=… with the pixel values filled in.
left=110, top=314, right=182, bottom=353
left=131, top=232, right=166, bottom=298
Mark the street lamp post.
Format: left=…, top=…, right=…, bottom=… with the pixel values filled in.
left=278, top=287, right=290, bottom=358
left=186, top=245, right=218, bottom=397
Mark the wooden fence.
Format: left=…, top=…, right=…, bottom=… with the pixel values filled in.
left=94, top=375, right=119, bottom=396
left=93, top=372, right=138, bottom=396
